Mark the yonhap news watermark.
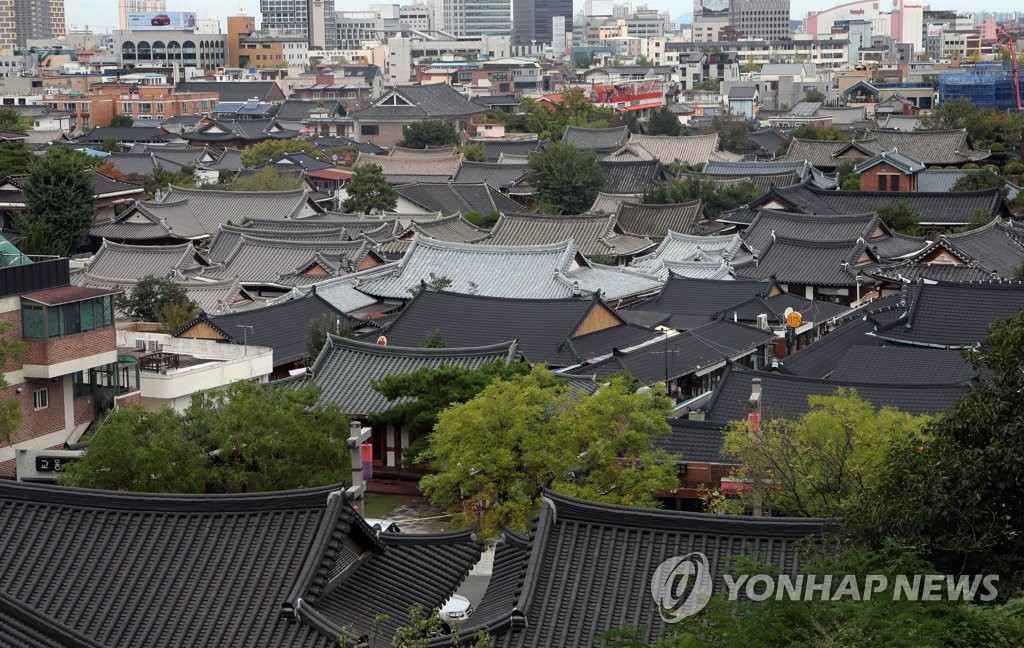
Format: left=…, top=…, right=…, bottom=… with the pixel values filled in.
left=651, top=552, right=1000, bottom=623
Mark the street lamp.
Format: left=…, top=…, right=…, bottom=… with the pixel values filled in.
left=235, top=325, right=253, bottom=355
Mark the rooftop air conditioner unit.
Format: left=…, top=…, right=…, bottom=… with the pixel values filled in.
left=756, top=313, right=769, bottom=331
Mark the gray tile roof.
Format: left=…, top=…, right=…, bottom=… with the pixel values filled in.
left=567, top=262, right=665, bottom=303
left=867, top=128, right=990, bottom=165
left=781, top=138, right=879, bottom=169
left=395, top=182, right=523, bottom=215
left=903, top=219, right=1024, bottom=278
left=77, top=126, right=172, bottom=143
left=852, top=148, right=925, bottom=174
left=703, top=363, right=967, bottom=425
left=452, top=161, right=529, bottom=190
left=633, top=275, right=774, bottom=322
left=737, top=237, right=875, bottom=287
left=406, top=214, right=490, bottom=243
left=829, top=345, right=977, bottom=384
left=159, top=186, right=312, bottom=236
left=703, top=159, right=839, bottom=190
left=182, top=118, right=300, bottom=144
left=872, top=280, right=1024, bottom=348
left=600, top=158, right=673, bottom=193
left=780, top=316, right=881, bottom=378
left=615, top=200, right=704, bottom=239
left=78, top=273, right=250, bottom=315
left=621, top=132, right=731, bottom=166
left=350, top=84, right=487, bottom=120
left=272, top=274, right=380, bottom=313
left=590, top=191, right=643, bottom=214
left=387, top=146, right=459, bottom=157
left=561, top=125, right=629, bottom=151
left=870, top=261, right=996, bottom=283
left=631, top=231, right=753, bottom=280
left=311, top=335, right=517, bottom=415
left=741, top=210, right=885, bottom=253
left=876, top=114, right=921, bottom=132
left=383, top=290, right=658, bottom=366
left=353, top=152, right=462, bottom=183
left=84, top=239, right=199, bottom=282
left=203, top=234, right=381, bottom=287
left=566, top=319, right=774, bottom=385
left=481, top=213, right=655, bottom=258
left=472, top=137, right=541, bottom=162
left=658, top=418, right=736, bottom=464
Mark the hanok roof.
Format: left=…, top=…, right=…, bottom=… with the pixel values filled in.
left=829, top=345, right=977, bottom=385
left=599, top=158, right=673, bottom=193
left=203, top=234, right=382, bottom=287
left=455, top=490, right=834, bottom=647
left=867, top=129, right=989, bottom=165
left=566, top=319, right=774, bottom=384
left=156, top=186, right=313, bottom=236
left=387, top=145, right=459, bottom=157
left=620, top=132, right=729, bottom=166
left=179, top=292, right=356, bottom=365
left=273, top=274, right=380, bottom=314
left=876, top=114, right=922, bottom=132
left=852, top=148, right=925, bottom=175
left=695, top=170, right=804, bottom=193
left=77, top=274, right=250, bottom=315
left=353, top=153, right=462, bottom=183
left=901, top=219, right=1024, bottom=279
left=737, top=237, right=876, bottom=287
left=175, top=80, right=284, bottom=102
left=76, top=126, right=171, bottom=143
left=350, top=84, right=487, bottom=120
left=702, top=159, right=839, bottom=190
left=383, top=290, right=658, bottom=367
left=589, top=191, right=644, bottom=214
left=615, top=200, right=705, bottom=239
left=633, top=275, right=775, bottom=324
left=310, top=335, right=517, bottom=415
left=871, top=280, right=1024, bottom=348
left=702, top=363, right=967, bottom=425
left=182, top=118, right=299, bottom=144
left=741, top=210, right=887, bottom=254
left=84, top=239, right=200, bottom=282
left=560, top=125, right=629, bottom=152
left=472, top=137, right=542, bottom=162
left=452, top=161, right=529, bottom=191
left=0, top=479, right=484, bottom=648
left=395, top=182, right=522, bottom=215
left=631, top=231, right=753, bottom=280
left=781, top=138, right=879, bottom=169
left=481, top=213, right=655, bottom=258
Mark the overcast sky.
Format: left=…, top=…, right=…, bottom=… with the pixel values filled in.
left=69, top=0, right=1004, bottom=34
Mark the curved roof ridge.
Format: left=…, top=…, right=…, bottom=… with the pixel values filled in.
left=409, top=233, right=577, bottom=254
left=99, top=238, right=193, bottom=252
left=165, top=184, right=306, bottom=198
left=324, top=334, right=519, bottom=357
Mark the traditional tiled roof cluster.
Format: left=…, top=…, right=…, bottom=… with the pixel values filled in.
left=470, top=137, right=542, bottom=162
left=828, top=345, right=977, bottom=384
left=702, top=159, right=839, bottom=190
left=616, top=132, right=741, bottom=166
left=589, top=191, right=644, bottom=214
left=614, top=200, right=706, bottom=239
left=83, top=239, right=202, bottom=281
left=395, top=182, right=523, bottom=215
left=481, top=213, right=655, bottom=259
left=452, top=161, right=529, bottom=192
left=852, top=148, right=925, bottom=175
left=0, top=480, right=489, bottom=648
left=896, top=219, right=1024, bottom=279
left=631, top=231, right=754, bottom=280
left=349, top=84, right=487, bottom=120
left=737, top=237, right=878, bottom=288
left=353, top=152, right=463, bottom=183
left=181, top=118, right=299, bottom=144
left=740, top=210, right=926, bottom=260
left=560, top=125, right=629, bottom=152
left=781, top=129, right=989, bottom=168
left=309, top=335, right=518, bottom=415
left=599, top=158, right=673, bottom=192
left=387, top=145, right=459, bottom=157
left=382, top=290, right=659, bottom=367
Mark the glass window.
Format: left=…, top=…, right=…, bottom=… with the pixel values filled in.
left=63, top=302, right=80, bottom=335
left=33, top=388, right=48, bottom=410
left=81, top=300, right=94, bottom=332
left=22, top=305, right=44, bottom=338
left=47, top=306, right=62, bottom=338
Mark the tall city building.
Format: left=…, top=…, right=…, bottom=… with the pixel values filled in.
left=693, top=0, right=790, bottom=40
left=443, top=0, right=511, bottom=37
left=260, top=0, right=336, bottom=48
left=0, top=0, right=65, bottom=50
left=118, top=0, right=166, bottom=31
left=512, top=0, right=571, bottom=45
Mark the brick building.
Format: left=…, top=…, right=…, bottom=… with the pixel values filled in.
left=852, top=149, right=925, bottom=192
left=45, top=84, right=220, bottom=130
left=0, top=258, right=138, bottom=477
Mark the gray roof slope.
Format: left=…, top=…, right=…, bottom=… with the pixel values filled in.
left=272, top=274, right=380, bottom=313
left=0, top=589, right=109, bottom=648
left=867, top=128, right=989, bottom=165
left=311, top=335, right=517, bottom=415
left=630, top=231, right=753, bottom=280
left=870, top=261, right=996, bottom=283
left=186, top=292, right=355, bottom=365
left=468, top=491, right=834, bottom=648
left=741, top=210, right=884, bottom=253
left=475, top=138, right=541, bottom=162
left=600, top=158, right=672, bottom=193
left=625, top=132, right=724, bottom=166
left=703, top=363, right=967, bottom=425
left=204, top=234, right=378, bottom=286
left=452, top=161, right=528, bottom=190
left=658, top=418, right=737, bottom=464
left=561, top=125, right=629, bottom=151
left=382, top=290, right=657, bottom=367
left=633, top=275, right=772, bottom=320
left=737, top=237, right=873, bottom=287
left=158, top=186, right=310, bottom=235
left=780, top=316, right=881, bottom=378
left=350, top=84, right=486, bottom=120
left=615, top=200, right=705, bottom=239
left=907, top=219, right=1024, bottom=278
left=566, top=319, right=774, bottom=384
left=395, top=182, right=523, bottom=215
left=702, top=159, right=839, bottom=189
left=852, top=148, right=925, bottom=174
left=590, top=191, right=643, bottom=214
left=84, top=239, right=198, bottom=281
left=77, top=273, right=248, bottom=316
left=872, top=280, right=1024, bottom=348
left=407, top=214, right=490, bottom=243
left=829, top=345, right=977, bottom=384
left=76, top=126, right=170, bottom=142
left=482, top=213, right=655, bottom=258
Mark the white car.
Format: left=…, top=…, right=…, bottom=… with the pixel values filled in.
left=439, top=594, right=474, bottom=625
left=362, top=517, right=401, bottom=534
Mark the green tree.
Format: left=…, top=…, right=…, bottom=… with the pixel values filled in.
left=950, top=167, right=1006, bottom=194
left=460, top=142, right=486, bottom=162
left=100, top=137, right=121, bottom=153
left=146, top=164, right=196, bottom=195
left=397, top=120, right=460, bottom=149
left=419, top=367, right=678, bottom=536
left=229, top=166, right=304, bottom=191
left=117, top=275, right=197, bottom=324
left=305, top=313, right=354, bottom=363
left=646, top=106, right=683, bottom=136
left=875, top=200, right=920, bottom=235
left=239, top=139, right=325, bottom=168
left=60, top=382, right=350, bottom=493
left=13, top=147, right=95, bottom=256
left=788, top=123, right=849, bottom=142
left=635, top=55, right=654, bottom=67
left=920, top=96, right=974, bottom=131
left=804, top=88, right=826, bottom=103
left=421, top=328, right=446, bottom=348
left=643, top=174, right=761, bottom=219
left=847, top=308, right=1024, bottom=592
left=701, top=114, right=749, bottom=151
left=462, top=210, right=501, bottom=228
left=0, top=321, right=26, bottom=445
left=526, top=142, right=605, bottom=215
left=0, top=107, right=31, bottom=133
left=342, top=164, right=398, bottom=214
left=386, top=605, right=491, bottom=648
left=714, top=390, right=931, bottom=518
left=109, top=114, right=134, bottom=128
left=693, top=79, right=721, bottom=92
left=840, top=173, right=861, bottom=190
left=0, top=140, right=32, bottom=177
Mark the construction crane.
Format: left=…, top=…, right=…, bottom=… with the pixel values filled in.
left=996, top=27, right=1021, bottom=111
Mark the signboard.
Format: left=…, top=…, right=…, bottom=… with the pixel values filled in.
left=700, top=0, right=730, bottom=18
left=16, top=448, right=84, bottom=483
left=127, top=11, right=197, bottom=31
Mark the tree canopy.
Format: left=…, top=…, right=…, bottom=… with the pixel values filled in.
left=341, top=163, right=398, bottom=214
left=643, top=174, right=761, bottom=219
left=0, top=140, right=32, bottom=177
left=950, top=167, right=1005, bottom=194
left=875, top=200, right=921, bottom=236
left=60, top=381, right=350, bottom=493
left=419, top=367, right=678, bottom=536
left=526, top=142, right=606, bottom=214
left=919, top=96, right=1024, bottom=149
left=506, top=87, right=618, bottom=141
left=701, top=114, right=749, bottom=152
left=646, top=107, right=683, bottom=136
left=240, top=139, right=324, bottom=168
left=14, top=147, right=95, bottom=256
left=109, top=114, right=134, bottom=128
left=228, top=166, right=305, bottom=191
left=397, top=120, right=460, bottom=149
left=116, top=274, right=199, bottom=333
left=0, top=321, right=26, bottom=446
left=0, top=107, right=31, bottom=133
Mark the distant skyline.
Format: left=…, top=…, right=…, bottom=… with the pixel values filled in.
left=68, top=0, right=1014, bottom=33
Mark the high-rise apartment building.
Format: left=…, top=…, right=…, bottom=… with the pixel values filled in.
left=118, top=0, right=165, bottom=30
left=0, top=0, right=64, bottom=50
left=512, top=0, right=571, bottom=45
left=260, top=0, right=336, bottom=48
left=693, top=0, right=790, bottom=41
left=442, top=0, right=510, bottom=37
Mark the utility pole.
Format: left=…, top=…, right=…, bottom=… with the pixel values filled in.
left=749, top=377, right=764, bottom=516
left=235, top=325, right=253, bottom=356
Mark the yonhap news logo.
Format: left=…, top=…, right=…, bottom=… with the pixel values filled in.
left=651, top=552, right=1000, bottom=623
left=650, top=552, right=714, bottom=622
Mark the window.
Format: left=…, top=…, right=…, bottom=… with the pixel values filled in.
left=360, top=124, right=379, bottom=136
left=33, top=388, right=48, bottom=410
left=878, top=175, right=887, bottom=191
left=22, top=296, right=113, bottom=339
left=138, top=102, right=152, bottom=114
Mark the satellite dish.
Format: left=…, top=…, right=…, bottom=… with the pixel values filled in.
left=376, top=335, right=387, bottom=346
